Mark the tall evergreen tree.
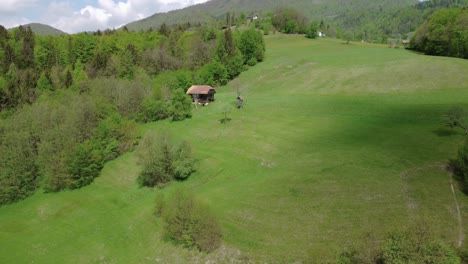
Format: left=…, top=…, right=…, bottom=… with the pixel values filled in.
left=18, top=26, right=35, bottom=69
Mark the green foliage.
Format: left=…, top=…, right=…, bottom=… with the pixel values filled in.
left=343, top=31, right=353, bottom=44
left=214, top=29, right=245, bottom=79
left=72, top=60, right=88, bottom=90
left=141, top=47, right=181, bottom=75
left=224, top=50, right=244, bottom=79
left=0, top=87, right=136, bottom=198
left=36, top=71, right=52, bottom=91
left=175, top=70, right=193, bottom=92
left=0, top=113, right=38, bottom=204
left=64, top=68, right=73, bottom=88
left=453, top=138, right=468, bottom=193
left=140, top=98, right=171, bottom=122
left=0, top=17, right=264, bottom=204
left=381, top=229, right=460, bottom=263
left=17, top=26, right=35, bottom=70
left=411, top=8, right=468, bottom=58
left=66, top=139, right=104, bottom=189
left=158, top=23, right=171, bottom=37
left=444, top=105, right=468, bottom=134
left=172, top=141, right=196, bottom=180
left=118, top=50, right=135, bottom=80
left=0, top=33, right=468, bottom=263
left=170, top=88, right=192, bottom=121
left=136, top=132, right=195, bottom=187
left=336, top=250, right=360, bottom=264
left=239, top=28, right=265, bottom=66
left=195, top=61, right=228, bottom=87
left=337, top=224, right=461, bottom=263
left=72, top=33, right=97, bottom=65
left=272, top=7, right=308, bottom=34
left=161, top=188, right=222, bottom=252
left=306, top=22, right=319, bottom=39
left=89, top=77, right=148, bottom=118
left=66, top=116, right=131, bottom=189
left=285, top=20, right=298, bottom=34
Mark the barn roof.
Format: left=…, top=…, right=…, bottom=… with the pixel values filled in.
left=186, top=85, right=215, bottom=95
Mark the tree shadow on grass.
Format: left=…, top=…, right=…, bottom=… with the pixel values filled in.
left=219, top=118, right=232, bottom=124
left=433, top=127, right=460, bottom=137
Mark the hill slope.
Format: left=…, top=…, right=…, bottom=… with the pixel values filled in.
left=0, top=35, right=467, bottom=262
left=9, top=23, right=67, bottom=36
left=125, top=0, right=418, bottom=31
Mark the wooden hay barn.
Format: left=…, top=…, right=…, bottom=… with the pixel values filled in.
left=186, top=85, right=216, bottom=104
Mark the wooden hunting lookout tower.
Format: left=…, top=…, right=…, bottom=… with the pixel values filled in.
left=186, top=85, right=216, bottom=104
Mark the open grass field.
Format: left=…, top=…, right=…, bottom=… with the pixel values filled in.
left=1, top=35, right=468, bottom=263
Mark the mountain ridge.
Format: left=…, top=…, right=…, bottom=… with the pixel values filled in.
left=9, top=23, right=67, bottom=36
left=125, top=0, right=419, bottom=32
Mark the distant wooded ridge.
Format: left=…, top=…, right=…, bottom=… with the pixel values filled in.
left=125, top=0, right=468, bottom=43
left=3, top=0, right=467, bottom=42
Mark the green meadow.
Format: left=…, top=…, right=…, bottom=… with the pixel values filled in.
left=1, top=35, right=467, bottom=263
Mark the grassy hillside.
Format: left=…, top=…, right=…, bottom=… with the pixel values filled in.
left=9, top=23, right=67, bottom=36
left=125, top=0, right=417, bottom=31
left=0, top=35, right=467, bottom=263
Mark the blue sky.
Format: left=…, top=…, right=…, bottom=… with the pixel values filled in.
left=0, top=0, right=210, bottom=33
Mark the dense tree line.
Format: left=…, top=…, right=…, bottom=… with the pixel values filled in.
left=243, top=0, right=467, bottom=44
left=410, top=7, right=468, bottom=59
left=331, top=0, right=468, bottom=43
left=0, top=23, right=265, bottom=205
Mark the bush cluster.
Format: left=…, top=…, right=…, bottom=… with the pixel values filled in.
left=337, top=224, right=461, bottom=263
left=0, top=92, right=137, bottom=203
left=136, top=132, right=195, bottom=187
left=156, top=188, right=222, bottom=252
left=454, top=138, right=468, bottom=194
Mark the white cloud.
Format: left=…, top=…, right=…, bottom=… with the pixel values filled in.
left=0, top=0, right=38, bottom=14
left=43, top=0, right=211, bottom=33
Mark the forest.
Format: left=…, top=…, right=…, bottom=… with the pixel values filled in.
left=0, top=23, right=265, bottom=205
left=410, top=7, right=468, bottom=58
left=126, top=0, right=468, bottom=45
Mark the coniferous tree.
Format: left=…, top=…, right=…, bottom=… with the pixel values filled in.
left=36, top=71, right=52, bottom=91
left=2, top=43, right=15, bottom=73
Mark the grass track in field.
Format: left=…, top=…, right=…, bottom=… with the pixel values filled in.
left=1, top=35, right=468, bottom=263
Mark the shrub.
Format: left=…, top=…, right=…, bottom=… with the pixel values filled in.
left=453, top=139, right=468, bottom=193
left=161, top=188, right=222, bottom=252
left=172, top=141, right=196, bottom=180
left=381, top=227, right=460, bottom=264
left=445, top=105, right=468, bottom=135
left=154, top=192, right=166, bottom=217
left=66, top=139, right=104, bottom=189
left=306, top=22, right=319, bottom=39
left=239, top=28, right=265, bottom=65
left=136, top=132, right=196, bottom=187
left=137, top=132, right=174, bottom=187
left=139, top=98, right=171, bottom=122
left=195, top=61, right=228, bottom=87
left=338, top=223, right=461, bottom=263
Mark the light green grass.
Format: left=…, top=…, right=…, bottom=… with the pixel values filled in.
left=1, top=36, right=468, bottom=263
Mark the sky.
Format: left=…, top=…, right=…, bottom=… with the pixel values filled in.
left=0, top=0, right=211, bottom=33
